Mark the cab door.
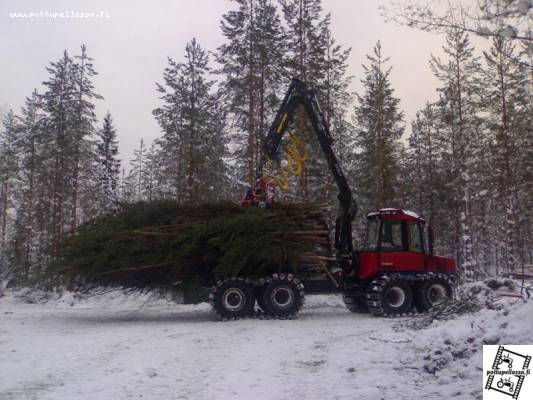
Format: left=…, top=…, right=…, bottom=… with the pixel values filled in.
left=378, top=220, right=426, bottom=273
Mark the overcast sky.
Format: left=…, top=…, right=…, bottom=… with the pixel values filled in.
left=1, top=0, right=465, bottom=164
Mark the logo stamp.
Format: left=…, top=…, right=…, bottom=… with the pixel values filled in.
left=484, top=345, right=532, bottom=399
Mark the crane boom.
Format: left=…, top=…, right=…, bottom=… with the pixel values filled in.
left=261, top=78, right=357, bottom=268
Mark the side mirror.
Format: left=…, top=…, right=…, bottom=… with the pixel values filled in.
left=428, top=225, right=434, bottom=256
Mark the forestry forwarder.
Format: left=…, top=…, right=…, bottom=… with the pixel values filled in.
left=211, top=78, right=456, bottom=319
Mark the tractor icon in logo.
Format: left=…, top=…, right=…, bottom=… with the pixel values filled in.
left=497, top=353, right=514, bottom=370
left=497, top=377, right=515, bottom=393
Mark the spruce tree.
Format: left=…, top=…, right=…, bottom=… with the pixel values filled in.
left=352, top=41, right=404, bottom=212
left=405, top=103, right=454, bottom=257
left=95, top=112, right=121, bottom=211
left=129, top=139, right=146, bottom=201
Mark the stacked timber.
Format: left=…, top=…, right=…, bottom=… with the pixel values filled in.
left=51, top=200, right=336, bottom=289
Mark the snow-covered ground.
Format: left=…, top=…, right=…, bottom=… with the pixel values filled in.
left=0, top=287, right=531, bottom=400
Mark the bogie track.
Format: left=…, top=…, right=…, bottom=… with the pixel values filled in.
left=210, top=272, right=455, bottom=321
left=210, top=274, right=305, bottom=321
left=365, top=273, right=455, bottom=317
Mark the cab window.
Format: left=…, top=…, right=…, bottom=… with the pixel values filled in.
left=407, top=221, right=423, bottom=252
left=380, top=220, right=403, bottom=251
left=363, top=218, right=380, bottom=250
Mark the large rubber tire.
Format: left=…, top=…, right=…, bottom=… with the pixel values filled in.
left=209, top=278, right=255, bottom=319
left=413, top=276, right=453, bottom=312
left=260, top=274, right=304, bottom=318
left=366, top=276, right=413, bottom=317
left=343, top=295, right=369, bottom=313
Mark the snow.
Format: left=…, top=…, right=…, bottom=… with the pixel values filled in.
left=402, top=301, right=533, bottom=398
left=0, top=288, right=531, bottom=400
left=403, top=209, right=421, bottom=219
left=368, top=209, right=422, bottom=219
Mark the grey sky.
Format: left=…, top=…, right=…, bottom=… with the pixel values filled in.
left=1, top=0, right=463, bottom=164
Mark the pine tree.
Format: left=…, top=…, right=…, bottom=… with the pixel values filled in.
left=317, top=26, right=353, bottom=202
left=217, top=0, right=258, bottom=187
left=40, top=50, right=76, bottom=252
left=217, top=0, right=285, bottom=188
left=154, top=39, right=228, bottom=204
left=279, top=0, right=329, bottom=201
left=0, top=111, right=19, bottom=276
left=352, top=41, right=404, bottom=212
left=0, top=46, right=106, bottom=280
left=69, top=45, right=102, bottom=230
left=10, top=91, right=47, bottom=279
left=253, top=0, right=285, bottom=177
left=481, top=36, right=531, bottom=273
left=430, top=29, right=482, bottom=281
left=279, top=0, right=326, bottom=86
left=518, top=39, right=533, bottom=271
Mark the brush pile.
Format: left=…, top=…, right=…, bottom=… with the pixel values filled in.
left=51, top=201, right=334, bottom=288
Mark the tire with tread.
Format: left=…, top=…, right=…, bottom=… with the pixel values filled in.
left=413, top=274, right=453, bottom=312
left=366, top=276, right=413, bottom=317
left=209, top=278, right=255, bottom=319
left=260, top=274, right=304, bottom=318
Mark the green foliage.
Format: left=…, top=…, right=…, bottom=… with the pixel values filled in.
left=50, top=201, right=320, bottom=288
left=352, top=41, right=404, bottom=211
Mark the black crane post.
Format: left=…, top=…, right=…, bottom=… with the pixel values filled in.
left=261, top=77, right=358, bottom=273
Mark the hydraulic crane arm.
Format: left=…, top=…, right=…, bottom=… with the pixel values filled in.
left=262, top=78, right=358, bottom=264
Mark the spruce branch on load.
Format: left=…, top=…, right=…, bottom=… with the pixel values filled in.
left=49, top=200, right=334, bottom=289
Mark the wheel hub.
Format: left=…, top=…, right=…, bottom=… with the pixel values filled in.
left=270, top=286, right=294, bottom=309
left=427, top=284, right=447, bottom=305
left=222, top=288, right=245, bottom=311
left=385, top=287, right=406, bottom=308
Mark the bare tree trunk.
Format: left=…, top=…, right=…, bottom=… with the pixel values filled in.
left=297, top=0, right=308, bottom=202
left=247, top=0, right=255, bottom=187
left=454, top=45, right=477, bottom=281
left=496, top=49, right=518, bottom=273
left=70, top=149, right=80, bottom=232
left=71, top=52, right=86, bottom=234
left=0, top=180, right=8, bottom=270
left=52, top=152, right=64, bottom=256
left=257, top=52, right=265, bottom=176
left=188, top=56, right=197, bottom=204
left=24, top=139, right=35, bottom=280
left=176, top=143, right=183, bottom=204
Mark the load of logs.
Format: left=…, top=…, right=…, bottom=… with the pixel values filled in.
left=51, top=200, right=337, bottom=289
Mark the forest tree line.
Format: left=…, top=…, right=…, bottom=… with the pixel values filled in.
left=0, top=0, right=531, bottom=284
